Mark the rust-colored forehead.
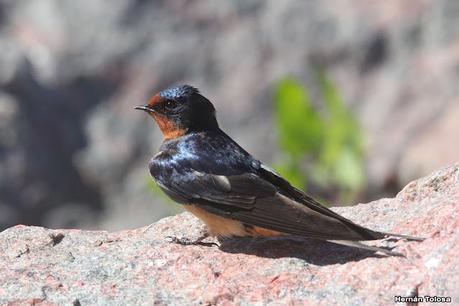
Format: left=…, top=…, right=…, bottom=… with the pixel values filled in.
left=147, top=94, right=162, bottom=107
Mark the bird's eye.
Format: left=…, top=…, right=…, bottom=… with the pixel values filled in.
left=164, top=100, right=177, bottom=110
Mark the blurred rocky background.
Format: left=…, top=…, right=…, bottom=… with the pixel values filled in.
left=0, top=0, right=458, bottom=231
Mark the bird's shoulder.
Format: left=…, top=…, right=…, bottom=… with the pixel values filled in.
left=148, top=130, right=312, bottom=205
left=150, top=130, right=258, bottom=176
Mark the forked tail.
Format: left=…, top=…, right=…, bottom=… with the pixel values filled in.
left=329, top=240, right=404, bottom=257
left=380, top=232, right=425, bottom=242
left=330, top=231, right=425, bottom=257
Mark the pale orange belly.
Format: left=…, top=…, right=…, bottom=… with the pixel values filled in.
left=184, top=205, right=284, bottom=238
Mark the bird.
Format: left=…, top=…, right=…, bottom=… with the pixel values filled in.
left=135, top=85, right=423, bottom=256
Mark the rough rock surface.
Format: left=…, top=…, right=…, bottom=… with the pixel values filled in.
left=1, top=1, right=459, bottom=231
left=0, top=165, right=458, bottom=305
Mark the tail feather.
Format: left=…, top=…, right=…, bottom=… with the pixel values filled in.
left=380, top=232, right=425, bottom=242
left=329, top=240, right=405, bottom=257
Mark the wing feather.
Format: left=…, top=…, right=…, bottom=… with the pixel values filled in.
left=160, top=165, right=383, bottom=241
left=161, top=170, right=274, bottom=209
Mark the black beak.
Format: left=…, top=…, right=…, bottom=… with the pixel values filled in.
left=134, top=105, right=155, bottom=113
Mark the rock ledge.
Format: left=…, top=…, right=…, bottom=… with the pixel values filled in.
left=1, top=165, right=458, bottom=305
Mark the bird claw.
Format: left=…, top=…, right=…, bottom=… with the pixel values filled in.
left=165, top=236, right=195, bottom=245
left=165, top=234, right=219, bottom=247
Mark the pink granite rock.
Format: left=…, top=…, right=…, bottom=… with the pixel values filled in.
left=0, top=165, right=458, bottom=305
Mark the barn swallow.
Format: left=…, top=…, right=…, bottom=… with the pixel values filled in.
left=135, top=85, right=423, bottom=256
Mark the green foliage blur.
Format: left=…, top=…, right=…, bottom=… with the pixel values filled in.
left=273, top=72, right=365, bottom=204
left=145, top=175, right=183, bottom=212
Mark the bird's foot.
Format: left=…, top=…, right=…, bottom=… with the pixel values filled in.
left=166, top=233, right=219, bottom=247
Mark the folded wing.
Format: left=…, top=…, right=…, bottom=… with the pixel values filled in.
left=158, top=163, right=385, bottom=241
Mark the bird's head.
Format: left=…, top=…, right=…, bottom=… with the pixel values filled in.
left=135, top=85, right=219, bottom=139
